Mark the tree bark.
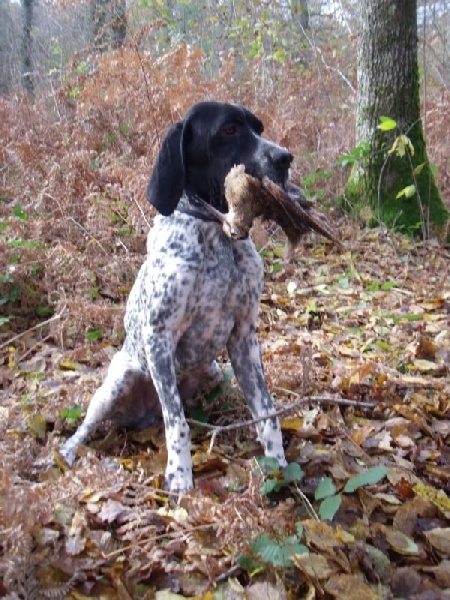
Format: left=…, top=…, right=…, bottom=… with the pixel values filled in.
left=345, top=0, right=448, bottom=237
left=290, top=0, right=309, bottom=31
left=21, top=0, right=34, bottom=94
left=0, top=0, right=14, bottom=93
left=91, top=0, right=126, bottom=52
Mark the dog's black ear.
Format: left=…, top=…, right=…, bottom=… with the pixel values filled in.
left=146, top=121, right=185, bottom=216
left=241, top=106, right=264, bottom=136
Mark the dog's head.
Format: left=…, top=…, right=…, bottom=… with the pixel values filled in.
left=146, top=101, right=293, bottom=215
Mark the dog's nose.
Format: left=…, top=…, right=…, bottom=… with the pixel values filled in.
left=271, top=147, right=293, bottom=169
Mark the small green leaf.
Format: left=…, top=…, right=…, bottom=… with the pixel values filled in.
left=60, top=405, right=82, bottom=424
left=236, top=553, right=263, bottom=575
left=35, top=305, right=54, bottom=317
left=396, top=185, right=416, bottom=199
left=272, top=261, right=283, bottom=273
left=365, top=281, right=379, bottom=292
left=189, top=406, right=209, bottom=424
left=256, top=456, right=281, bottom=475
left=8, top=239, right=40, bottom=249
left=375, top=339, right=391, bottom=351
left=261, top=479, right=281, bottom=496
left=413, top=161, right=427, bottom=176
left=86, top=329, right=103, bottom=341
left=380, top=281, right=397, bottom=291
left=315, top=476, right=336, bottom=500
left=251, top=533, right=307, bottom=568
left=13, top=203, right=28, bottom=221
left=377, top=116, right=397, bottom=131
left=282, top=462, right=304, bottom=483
left=319, top=494, right=342, bottom=521
left=343, top=466, right=390, bottom=493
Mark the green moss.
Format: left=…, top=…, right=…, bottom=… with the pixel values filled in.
left=344, top=121, right=448, bottom=236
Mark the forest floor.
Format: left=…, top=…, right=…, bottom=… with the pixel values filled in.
left=1, top=45, right=449, bottom=599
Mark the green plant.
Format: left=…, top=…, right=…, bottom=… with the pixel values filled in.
left=60, top=406, right=82, bottom=426
left=301, top=167, right=332, bottom=199
left=256, top=457, right=304, bottom=496
left=315, top=466, right=391, bottom=521
left=337, top=141, right=371, bottom=169
left=238, top=522, right=308, bottom=573
left=86, top=329, right=103, bottom=342
left=0, top=274, right=21, bottom=310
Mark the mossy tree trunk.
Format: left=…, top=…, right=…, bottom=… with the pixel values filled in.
left=345, top=0, right=448, bottom=238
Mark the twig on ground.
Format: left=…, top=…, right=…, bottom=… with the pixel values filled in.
left=16, top=333, right=53, bottom=363
left=0, top=306, right=66, bottom=351
left=103, top=524, right=214, bottom=559
left=292, top=482, right=320, bottom=521
left=187, top=393, right=374, bottom=455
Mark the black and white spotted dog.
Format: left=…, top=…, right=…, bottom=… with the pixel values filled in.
left=60, top=101, right=293, bottom=493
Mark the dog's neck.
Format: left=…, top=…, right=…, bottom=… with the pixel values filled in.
left=176, top=193, right=222, bottom=223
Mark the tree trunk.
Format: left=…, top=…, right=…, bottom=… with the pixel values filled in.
left=0, top=0, right=14, bottom=93
left=290, top=0, right=309, bottom=31
left=91, top=0, right=126, bottom=52
left=345, top=0, right=448, bottom=238
left=21, top=0, right=34, bottom=94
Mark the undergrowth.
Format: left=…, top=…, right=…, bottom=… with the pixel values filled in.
left=1, top=34, right=450, bottom=598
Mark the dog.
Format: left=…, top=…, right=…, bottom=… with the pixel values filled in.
left=60, top=101, right=293, bottom=493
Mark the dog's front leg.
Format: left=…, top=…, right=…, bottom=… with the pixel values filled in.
left=144, top=327, right=193, bottom=493
left=227, top=323, right=287, bottom=467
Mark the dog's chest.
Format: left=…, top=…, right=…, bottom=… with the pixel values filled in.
left=176, top=225, right=259, bottom=367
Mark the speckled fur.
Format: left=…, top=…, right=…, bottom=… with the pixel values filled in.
left=60, top=102, right=292, bottom=493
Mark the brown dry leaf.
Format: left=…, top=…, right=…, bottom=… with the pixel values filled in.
left=26, top=412, right=47, bottom=440
left=302, top=520, right=351, bottom=572
left=192, top=451, right=229, bottom=475
left=302, top=520, right=340, bottom=552
left=393, top=495, right=436, bottom=535
left=246, top=580, right=289, bottom=600
left=293, top=552, right=336, bottom=580
left=390, top=566, right=421, bottom=597
left=97, top=499, right=131, bottom=524
left=415, top=334, right=436, bottom=360
left=374, top=524, right=421, bottom=556
left=2, top=35, right=450, bottom=599
left=423, top=560, right=450, bottom=587
left=324, top=574, right=377, bottom=600
left=424, top=528, right=450, bottom=554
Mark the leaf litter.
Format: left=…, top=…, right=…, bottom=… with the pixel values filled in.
left=0, top=52, right=450, bottom=599
left=2, top=223, right=449, bottom=599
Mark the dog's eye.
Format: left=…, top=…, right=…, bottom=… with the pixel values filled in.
left=222, top=124, right=238, bottom=136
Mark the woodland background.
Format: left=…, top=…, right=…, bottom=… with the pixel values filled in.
left=0, top=0, right=450, bottom=598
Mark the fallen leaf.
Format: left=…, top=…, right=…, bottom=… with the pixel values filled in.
left=424, top=528, right=450, bottom=554
left=324, top=574, right=377, bottom=599
left=377, top=525, right=421, bottom=556
left=26, top=413, right=47, bottom=440
left=294, top=552, right=336, bottom=580
left=390, top=566, right=421, bottom=597
left=423, top=560, right=450, bottom=587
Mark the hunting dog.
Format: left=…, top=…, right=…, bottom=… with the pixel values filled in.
left=60, top=101, right=292, bottom=492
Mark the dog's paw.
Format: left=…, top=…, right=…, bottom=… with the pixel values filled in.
left=59, top=440, right=78, bottom=466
